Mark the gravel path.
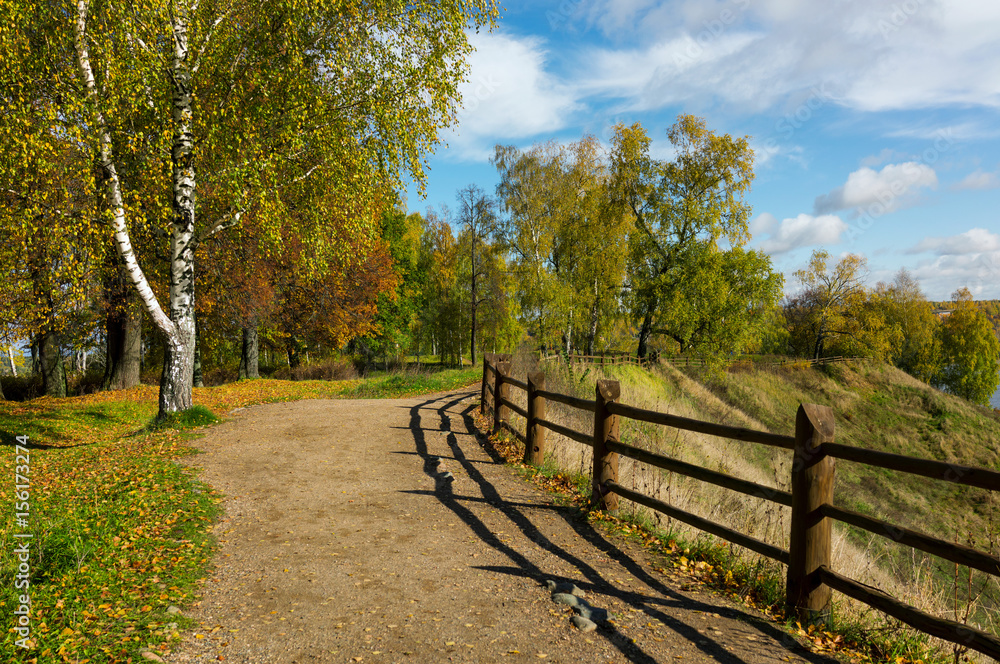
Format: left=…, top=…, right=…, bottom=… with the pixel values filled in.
left=164, top=388, right=841, bottom=664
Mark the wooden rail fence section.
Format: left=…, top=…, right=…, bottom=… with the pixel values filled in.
left=543, top=352, right=860, bottom=370
left=479, top=354, right=1000, bottom=660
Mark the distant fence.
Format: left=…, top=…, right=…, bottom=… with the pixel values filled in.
left=479, top=353, right=1000, bottom=660
left=539, top=351, right=655, bottom=367
left=543, top=351, right=860, bottom=370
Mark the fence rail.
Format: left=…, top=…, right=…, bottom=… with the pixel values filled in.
left=543, top=352, right=861, bottom=370
left=480, top=355, right=1000, bottom=660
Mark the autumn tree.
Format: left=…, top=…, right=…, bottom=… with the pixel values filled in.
left=934, top=288, right=1000, bottom=405
left=787, top=250, right=899, bottom=361
left=493, top=136, right=630, bottom=355
left=3, top=0, right=501, bottom=416
left=556, top=136, right=630, bottom=356
left=874, top=268, right=941, bottom=382
left=0, top=87, right=104, bottom=396
left=609, top=116, right=782, bottom=358
left=418, top=212, right=466, bottom=364
left=357, top=206, right=427, bottom=366
left=472, top=248, right=524, bottom=354
left=493, top=141, right=571, bottom=352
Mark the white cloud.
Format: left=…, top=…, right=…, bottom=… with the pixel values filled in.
left=953, top=169, right=1000, bottom=191
left=751, top=212, right=778, bottom=236
left=908, top=251, right=1000, bottom=300
left=442, top=31, right=579, bottom=161
left=756, top=213, right=847, bottom=255
left=577, top=31, right=768, bottom=112
left=813, top=162, right=938, bottom=215
left=886, top=122, right=1000, bottom=141
left=574, top=0, right=1000, bottom=116
left=908, top=228, right=1000, bottom=255
left=860, top=148, right=906, bottom=168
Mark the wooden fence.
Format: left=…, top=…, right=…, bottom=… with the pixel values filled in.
left=544, top=351, right=859, bottom=370
left=478, top=353, right=1000, bottom=660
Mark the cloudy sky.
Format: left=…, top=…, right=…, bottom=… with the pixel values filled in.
left=404, top=0, right=1000, bottom=301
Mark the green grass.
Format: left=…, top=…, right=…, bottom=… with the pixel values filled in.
left=0, top=365, right=480, bottom=662
left=147, top=405, right=220, bottom=432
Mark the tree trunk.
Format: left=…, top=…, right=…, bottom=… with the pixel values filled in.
left=37, top=330, right=67, bottom=397
left=75, top=2, right=195, bottom=417
left=7, top=347, right=16, bottom=377
left=239, top=324, right=260, bottom=379
left=586, top=283, right=599, bottom=357
left=156, top=7, right=198, bottom=414
left=637, top=308, right=654, bottom=359
left=104, top=269, right=143, bottom=391
left=193, top=319, right=204, bottom=388
left=30, top=340, right=38, bottom=375
left=565, top=308, right=573, bottom=356
left=287, top=336, right=302, bottom=369
left=471, top=241, right=478, bottom=367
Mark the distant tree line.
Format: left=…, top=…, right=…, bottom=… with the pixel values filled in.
left=775, top=250, right=1000, bottom=406
left=4, top=71, right=998, bottom=410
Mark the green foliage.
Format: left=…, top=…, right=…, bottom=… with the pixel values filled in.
left=1, top=0, right=502, bottom=411
left=609, top=116, right=783, bottom=359
left=493, top=135, right=632, bottom=355
left=416, top=210, right=468, bottom=364
left=361, top=206, right=427, bottom=361
left=934, top=288, right=1000, bottom=405
left=875, top=269, right=942, bottom=382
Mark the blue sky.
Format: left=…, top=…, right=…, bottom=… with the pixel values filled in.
left=404, top=0, right=1000, bottom=301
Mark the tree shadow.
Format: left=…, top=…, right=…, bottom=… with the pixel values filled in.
left=0, top=429, right=91, bottom=450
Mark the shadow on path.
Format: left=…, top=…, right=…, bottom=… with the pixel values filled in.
left=401, top=391, right=840, bottom=664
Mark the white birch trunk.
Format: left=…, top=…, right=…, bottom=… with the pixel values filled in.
left=565, top=307, right=573, bottom=355
left=75, top=0, right=195, bottom=415
left=159, top=2, right=198, bottom=414
left=8, top=347, right=16, bottom=377
left=74, top=0, right=175, bottom=339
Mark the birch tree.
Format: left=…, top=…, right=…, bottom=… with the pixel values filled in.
left=3, top=0, right=499, bottom=416
left=493, top=141, right=569, bottom=351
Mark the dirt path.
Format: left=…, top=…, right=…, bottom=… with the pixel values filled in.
left=165, top=389, right=840, bottom=664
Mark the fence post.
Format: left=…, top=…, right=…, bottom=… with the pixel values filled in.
left=525, top=371, right=546, bottom=466
left=480, top=353, right=492, bottom=416
left=493, top=361, right=511, bottom=436
left=592, top=379, right=621, bottom=511
left=787, top=403, right=836, bottom=625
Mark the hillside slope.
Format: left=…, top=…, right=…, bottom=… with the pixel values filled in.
left=512, top=355, right=1000, bottom=639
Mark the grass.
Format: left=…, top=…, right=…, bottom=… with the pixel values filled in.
left=0, top=365, right=479, bottom=662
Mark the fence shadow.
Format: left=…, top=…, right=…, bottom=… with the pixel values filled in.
left=399, top=390, right=838, bottom=664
